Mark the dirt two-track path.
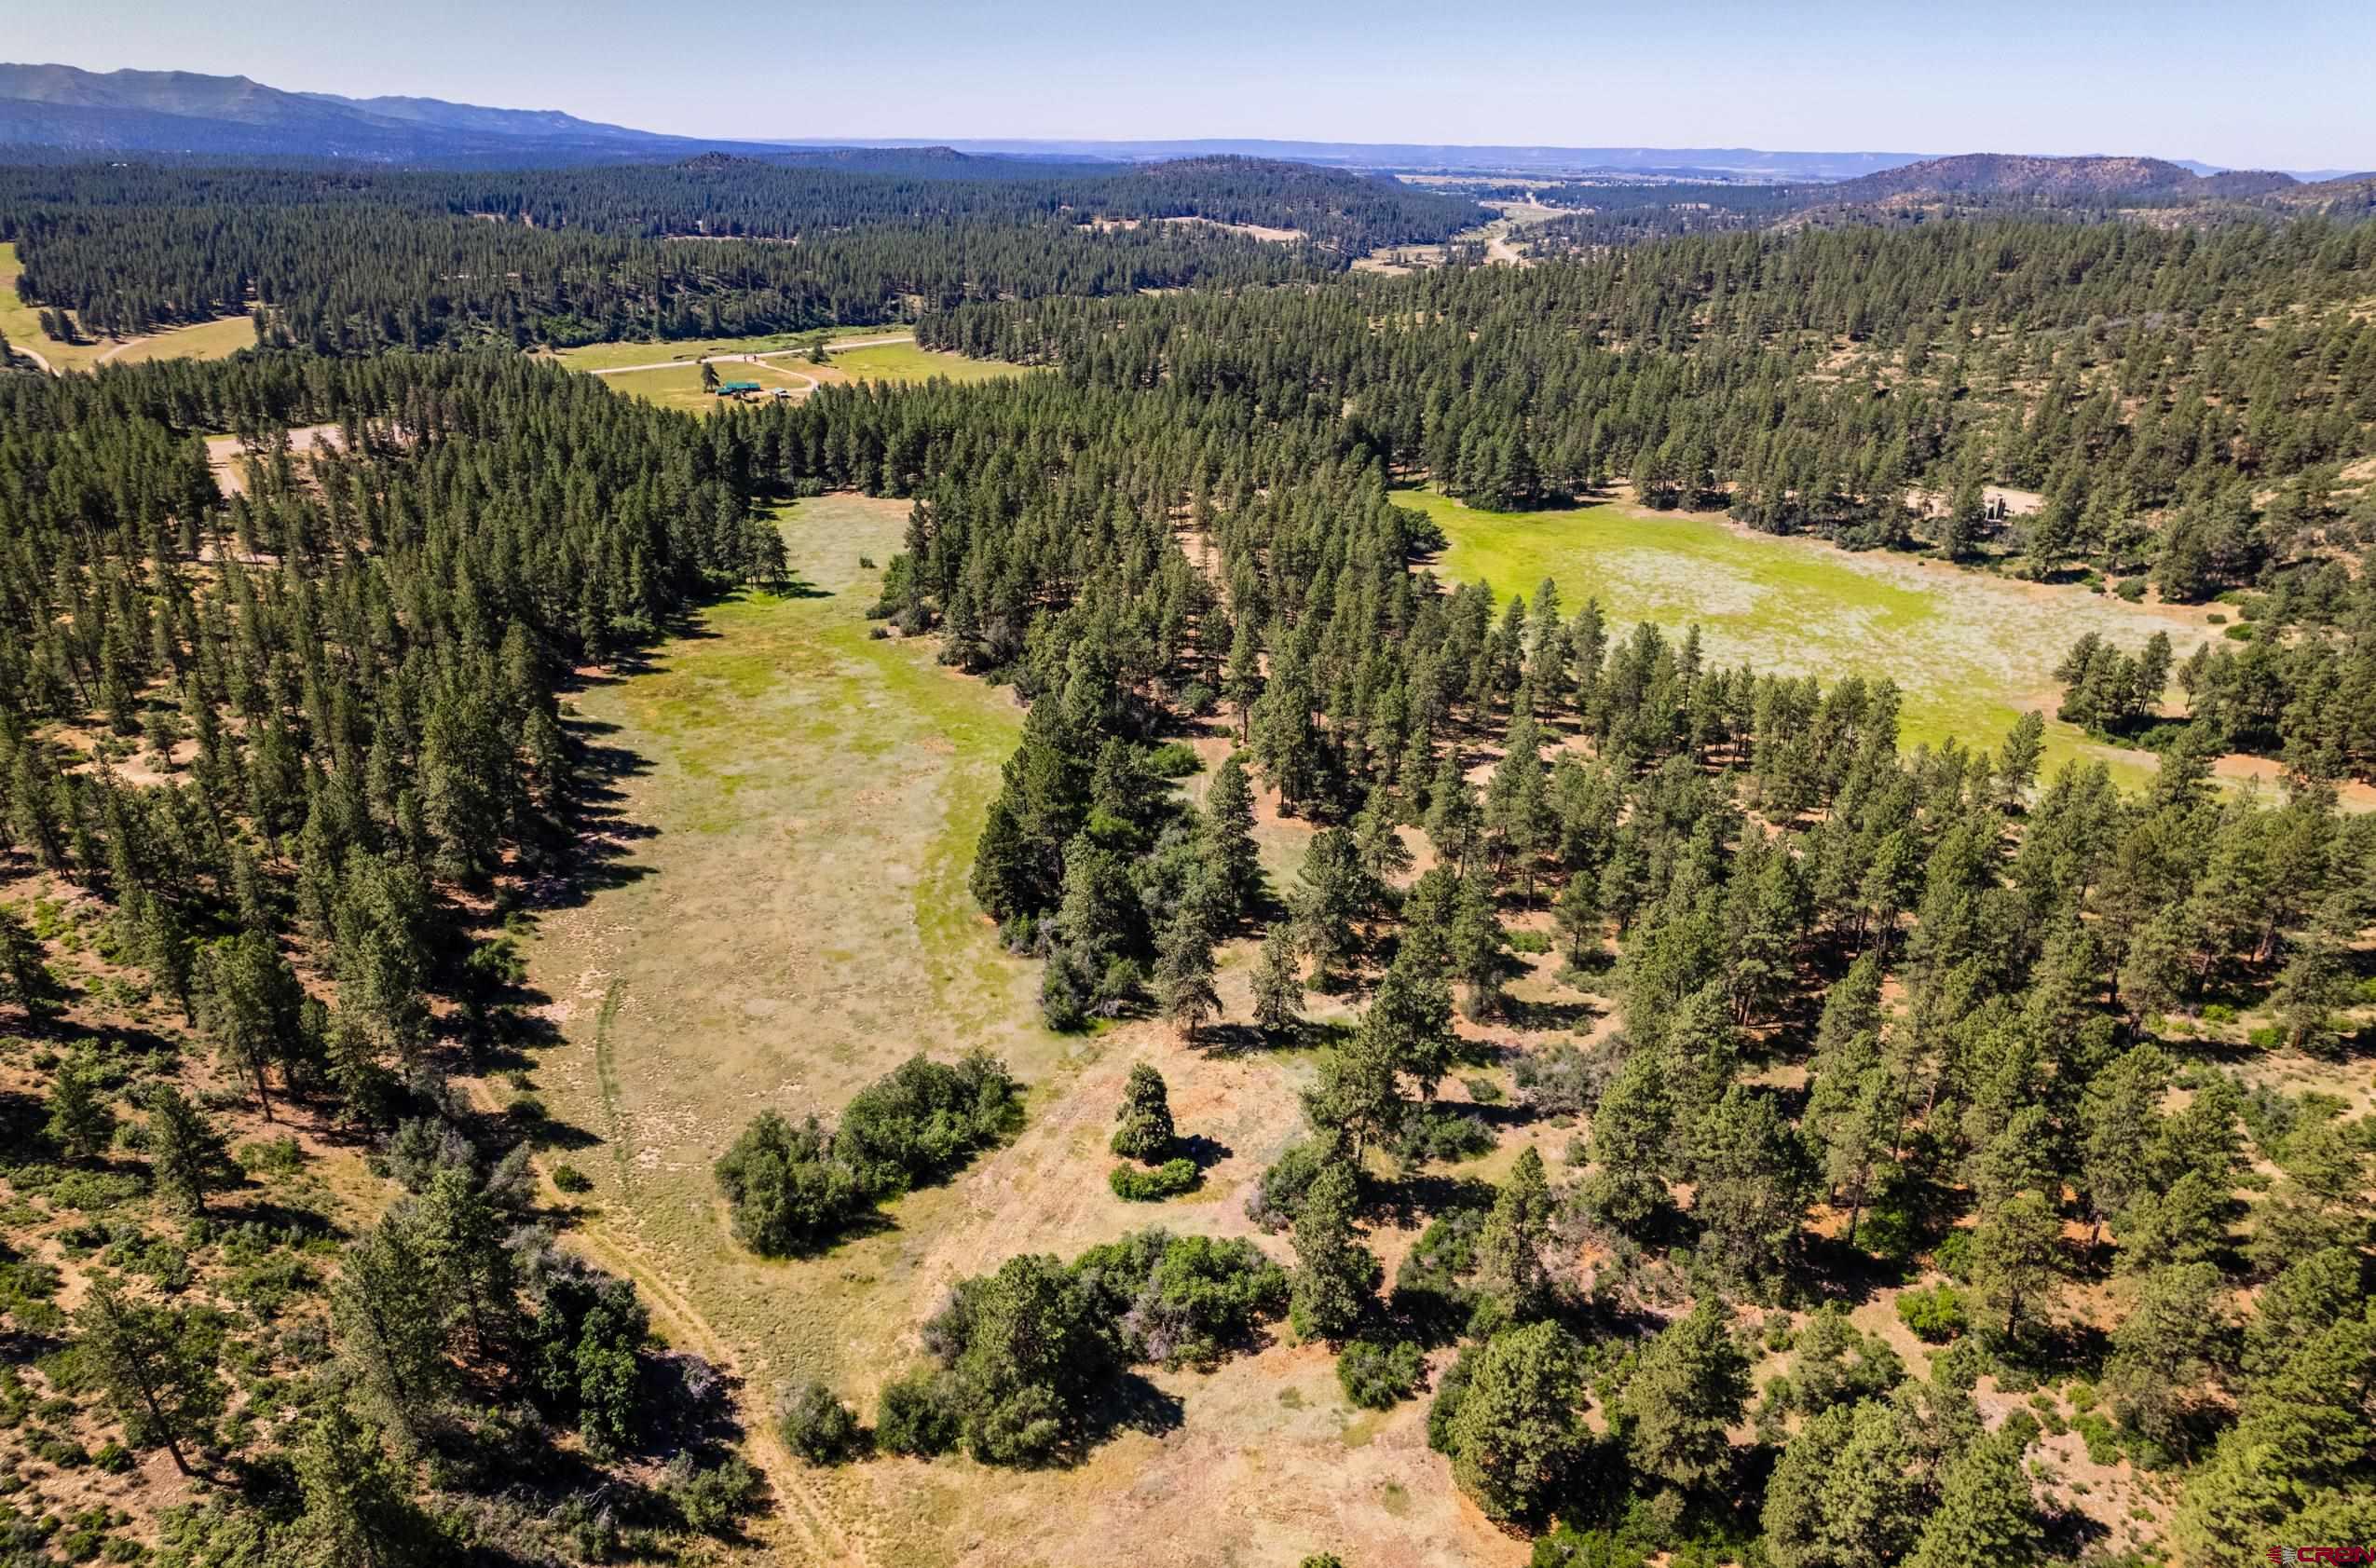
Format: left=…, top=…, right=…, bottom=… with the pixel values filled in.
left=459, top=1073, right=873, bottom=1566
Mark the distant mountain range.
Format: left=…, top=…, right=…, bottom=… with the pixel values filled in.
left=772, top=138, right=1940, bottom=181
left=1818, top=154, right=2292, bottom=202
left=1796, top=153, right=2375, bottom=217
left=0, top=62, right=789, bottom=165
left=0, top=63, right=2363, bottom=191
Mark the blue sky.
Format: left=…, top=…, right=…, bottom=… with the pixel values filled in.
left=19, top=0, right=2376, bottom=170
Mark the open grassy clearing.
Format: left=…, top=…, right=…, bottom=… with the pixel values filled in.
left=544, top=324, right=896, bottom=374
left=512, top=496, right=1525, bottom=1566
left=826, top=339, right=1036, bottom=384
left=0, top=241, right=255, bottom=372
left=98, top=313, right=258, bottom=364
left=1409, top=487, right=2217, bottom=790
left=595, top=357, right=828, bottom=414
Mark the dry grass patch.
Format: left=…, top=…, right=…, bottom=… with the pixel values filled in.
left=513, top=496, right=1555, bottom=1564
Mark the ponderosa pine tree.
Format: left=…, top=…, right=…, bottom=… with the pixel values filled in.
left=1251, top=924, right=1306, bottom=1038
left=1688, top=1085, right=1811, bottom=1299
left=1905, top=1427, right=2044, bottom=1568
left=1111, top=1063, right=1176, bottom=1163
left=1202, top=750, right=1262, bottom=918
left=1151, top=906, right=1222, bottom=1043
left=1289, top=1164, right=1378, bottom=1343
left=287, top=1404, right=438, bottom=1568
left=143, top=1084, right=229, bottom=1213
left=1580, top=1046, right=1674, bottom=1231
left=44, top=1047, right=116, bottom=1162
left=1968, top=1189, right=2062, bottom=1346
left=196, top=927, right=308, bottom=1119
left=1620, top=1300, right=1750, bottom=1497
left=2103, top=1261, right=2233, bottom=1459
left=0, top=904, right=61, bottom=1017
left=1472, top=1146, right=1554, bottom=1323
left=1447, top=1319, right=1590, bottom=1522
left=75, top=1278, right=225, bottom=1478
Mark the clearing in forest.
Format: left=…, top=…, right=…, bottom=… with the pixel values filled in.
left=1411, top=489, right=2216, bottom=788
left=594, top=357, right=829, bottom=414
left=544, top=324, right=903, bottom=373
left=517, top=495, right=1527, bottom=1567
left=0, top=241, right=256, bottom=371
left=826, top=339, right=1036, bottom=384
left=566, top=333, right=1031, bottom=412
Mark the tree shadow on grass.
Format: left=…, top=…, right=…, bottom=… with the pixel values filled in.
left=1794, top=1232, right=1922, bottom=1307
left=758, top=573, right=831, bottom=602
left=1173, top=1133, right=1235, bottom=1170
left=1078, top=1370, right=1185, bottom=1451
left=1368, top=1171, right=1495, bottom=1231
left=2014, top=1318, right=2115, bottom=1384
left=1192, top=1021, right=1275, bottom=1057
left=1500, top=994, right=1603, bottom=1034
left=513, top=1111, right=605, bottom=1154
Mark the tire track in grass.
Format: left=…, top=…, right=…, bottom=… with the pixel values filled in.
left=458, top=1063, right=872, bottom=1568
left=565, top=1216, right=872, bottom=1568
left=593, top=977, right=634, bottom=1192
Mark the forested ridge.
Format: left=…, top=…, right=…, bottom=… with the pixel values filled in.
left=0, top=156, right=1480, bottom=347
left=739, top=217, right=2376, bottom=1558
left=0, top=355, right=782, bottom=1565
left=1, top=156, right=2374, bottom=1568
left=927, top=219, right=2376, bottom=563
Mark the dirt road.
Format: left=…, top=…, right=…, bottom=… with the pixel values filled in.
left=583, top=334, right=915, bottom=377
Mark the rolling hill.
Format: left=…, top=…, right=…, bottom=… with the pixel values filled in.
left=0, top=61, right=784, bottom=164
left=1814, top=152, right=2297, bottom=204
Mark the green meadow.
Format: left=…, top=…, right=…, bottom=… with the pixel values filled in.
left=1409, top=489, right=2212, bottom=787
left=827, top=338, right=1037, bottom=383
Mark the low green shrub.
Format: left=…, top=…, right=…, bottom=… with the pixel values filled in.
left=717, top=1051, right=1018, bottom=1255
left=1337, top=1338, right=1427, bottom=1409
left=778, top=1380, right=862, bottom=1465
left=1109, top=1158, right=1199, bottom=1202
left=1895, top=1284, right=1967, bottom=1343
left=663, top=1452, right=761, bottom=1534
left=1247, top=1139, right=1331, bottom=1232
left=875, top=1368, right=961, bottom=1456
left=1388, top=1106, right=1494, bottom=1165
left=1142, top=741, right=1203, bottom=778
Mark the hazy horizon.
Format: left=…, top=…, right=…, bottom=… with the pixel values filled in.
left=13, top=0, right=2376, bottom=170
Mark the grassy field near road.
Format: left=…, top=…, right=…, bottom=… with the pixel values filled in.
left=543, top=324, right=896, bottom=373
left=1410, top=488, right=2213, bottom=789
left=564, top=332, right=1032, bottom=413
left=596, top=358, right=826, bottom=414
left=827, top=339, right=1035, bottom=384
left=100, top=314, right=259, bottom=365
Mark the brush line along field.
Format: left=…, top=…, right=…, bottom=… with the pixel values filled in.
left=1411, top=489, right=2216, bottom=788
